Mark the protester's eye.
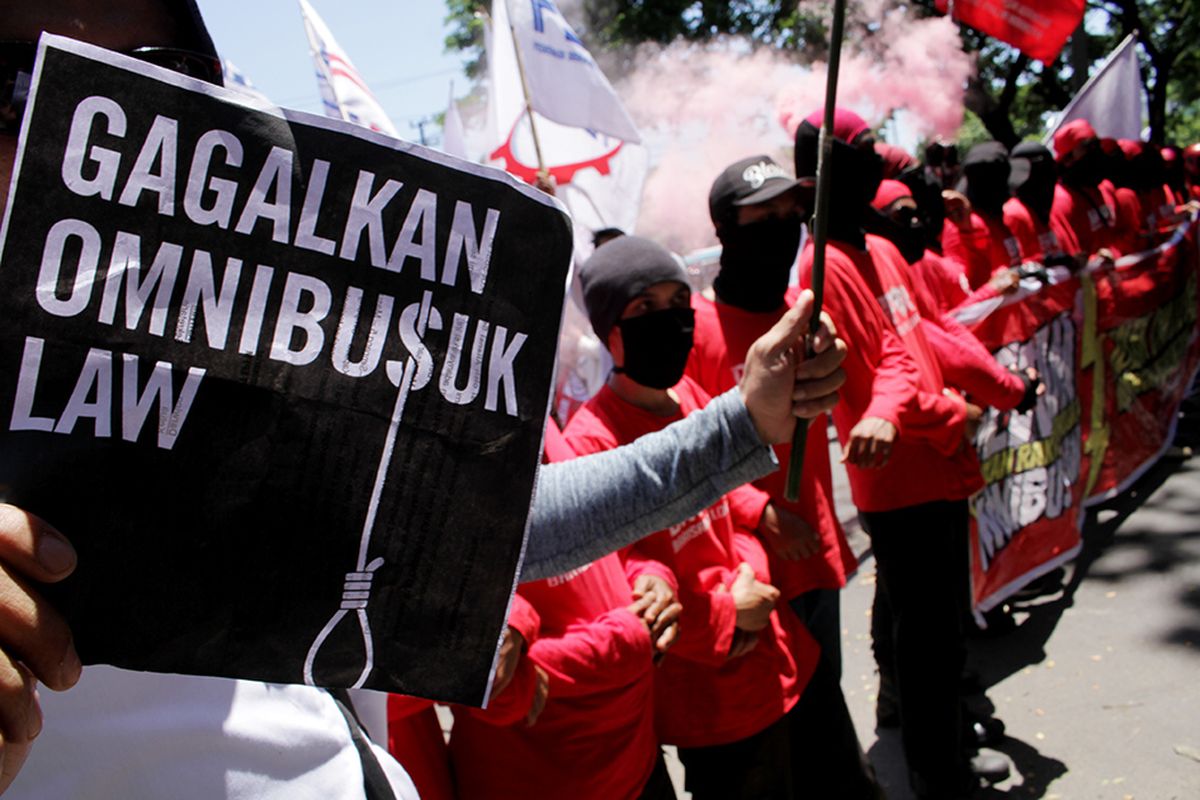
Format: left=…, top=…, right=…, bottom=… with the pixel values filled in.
left=621, top=297, right=652, bottom=319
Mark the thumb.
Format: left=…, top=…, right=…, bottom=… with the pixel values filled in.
left=757, top=289, right=813, bottom=361
left=735, top=562, right=755, bottom=583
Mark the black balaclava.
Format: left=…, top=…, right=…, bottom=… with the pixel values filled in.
left=713, top=217, right=802, bottom=312
left=579, top=235, right=695, bottom=389
left=1129, top=144, right=1166, bottom=193
left=1060, top=139, right=1105, bottom=190
left=899, top=164, right=947, bottom=253
left=1099, top=139, right=1133, bottom=189
left=613, top=307, right=695, bottom=389
left=1009, top=142, right=1057, bottom=222
left=962, top=141, right=1011, bottom=218
left=168, top=0, right=221, bottom=62
left=794, top=119, right=883, bottom=250
left=873, top=203, right=927, bottom=265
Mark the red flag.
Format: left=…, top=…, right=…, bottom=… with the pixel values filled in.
left=936, top=0, right=1084, bottom=64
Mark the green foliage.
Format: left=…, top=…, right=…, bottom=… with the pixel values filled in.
left=444, top=0, right=488, bottom=79
left=955, top=109, right=992, bottom=152
left=442, top=0, right=1199, bottom=142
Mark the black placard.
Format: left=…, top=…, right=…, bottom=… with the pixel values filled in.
left=0, top=36, right=572, bottom=704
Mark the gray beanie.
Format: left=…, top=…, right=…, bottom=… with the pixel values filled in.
left=579, top=235, right=688, bottom=344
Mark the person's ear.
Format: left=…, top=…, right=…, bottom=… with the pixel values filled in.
left=606, top=326, right=624, bottom=369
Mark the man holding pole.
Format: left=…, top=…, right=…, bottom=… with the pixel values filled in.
left=794, top=108, right=1009, bottom=799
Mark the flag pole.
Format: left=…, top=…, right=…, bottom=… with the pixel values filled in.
left=503, top=0, right=548, bottom=179
left=784, top=0, right=848, bottom=502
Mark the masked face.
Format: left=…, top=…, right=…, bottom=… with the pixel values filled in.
left=794, top=120, right=883, bottom=247
left=1061, top=140, right=1105, bottom=189
left=1015, top=165, right=1056, bottom=221
left=876, top=201, right=927, bottom=264
left=964, top=161, right=1011, bottom=216
left=714, top=215, right=802, bottom=312
left=614, top=306, right=695, bottom=389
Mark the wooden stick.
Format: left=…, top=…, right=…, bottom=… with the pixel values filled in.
left=504, top=0, right=548, bottom=178
left=784, top=0, right=848, bottom=502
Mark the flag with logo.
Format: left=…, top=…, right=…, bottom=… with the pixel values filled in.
left=487, top=0, right=648, bottom=417
left=505, top=0, right=640, bottom=143
left=935, top=0, right=1084, bottom=64
left=298, top=0, right=398, bottom=137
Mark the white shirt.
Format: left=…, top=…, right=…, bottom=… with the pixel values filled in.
left=13, top=667, right=419, bottom=799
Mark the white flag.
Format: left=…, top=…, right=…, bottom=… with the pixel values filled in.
left=297, top=0, right=398, bottom=137
left=487, top=0, right=645, bottom=245
left=442, top=83, right=470, bottom=159
left=1047, top=33, right=1145, bottom=147
left=503, top=0, right=641, bottom=144
left=488, top=0, right=647, bottom=410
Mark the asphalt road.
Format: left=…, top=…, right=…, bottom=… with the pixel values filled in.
left=839, top=428, right=1200, bottom=799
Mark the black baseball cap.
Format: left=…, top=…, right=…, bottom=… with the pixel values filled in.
left=708, top=155, right=810, bottom=226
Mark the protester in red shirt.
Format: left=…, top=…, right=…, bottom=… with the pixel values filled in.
left=687, top=155, right=854, bottom=644
left=1123, top=140, right=1187, bottom=241
left=873, top=178, right=977, bottom=313
left=1184, top=143, right=1200, bottom=202
left=1099, top=137, right=1144, bottom=255
left=871, top=180, right=1037, bottom=414
left=1004, top=143, right=1073, bottom=267
left=1050, top=119, right=1121, bottom=260
left=450, top=420, right=681, bottom=800
left=795, top=108, right=1009, bottom=798
left=941, top=142, right=1023, bottom=290
left=388, top=591, right=543, bottom=800
left=564, top=234, right=868, bottom=800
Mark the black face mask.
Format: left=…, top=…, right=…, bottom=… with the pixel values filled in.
left=1061, top=146, right=1105, bottom=189
left=899, top=167, right=946, bottom=252
left=964, top=162, right=1011, bottom=217
left=795, top=121, right=883, bottom=248
left=614, top=307, right=696, bottom=389
left=714, top=216, right=802, bottom=312
left=871, top=206, right=927, bottom=264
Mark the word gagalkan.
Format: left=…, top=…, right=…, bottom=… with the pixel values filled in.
left=11, top=94, right=530, bottom=450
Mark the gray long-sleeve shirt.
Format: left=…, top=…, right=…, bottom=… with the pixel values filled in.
left=521, top=388, right=778, bottom=581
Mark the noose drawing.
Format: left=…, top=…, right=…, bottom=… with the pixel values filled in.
left=303, top=289, right=436, bottom=688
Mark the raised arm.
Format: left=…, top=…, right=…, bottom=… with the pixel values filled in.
left=522, top=292, right=846, bottom=581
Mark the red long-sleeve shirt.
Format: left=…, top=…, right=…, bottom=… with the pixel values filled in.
left=387, top=592, right=541, bottom=800
left=902, top=258, right=1027, bottom=411
left=1003, top=198, right=1064, bottom=264
left=685, top=292, right=856, bottom=600
left=565, top=379, right=817, bottom=749
left=450, top=422, right=667, bottom=800
left=798, top=236, right=983, bottom=512
left=913, top=250, right=973, bottom=313
left=1051, top=183, right=1120, bottom=257
left=942, top=211, right=1021, bottom=289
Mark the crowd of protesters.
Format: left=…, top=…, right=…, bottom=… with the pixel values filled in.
left=381, top=114, right=1200, bottom=800
left=2, top=3, right=1200, bottom=800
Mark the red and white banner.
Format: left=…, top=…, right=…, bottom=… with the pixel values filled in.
left=954, top=212, right=1200, bottom=615
left=957, top=271, right=1085, bottom=614
left=936, top=0, right=1085, bottom=64
left=1080, top=213, right=1200, bottom=503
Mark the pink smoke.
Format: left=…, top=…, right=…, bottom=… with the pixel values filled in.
left=776, top=3, right=971, bottom=139
left=619, top=1, right=971, bottom=254
left=620, top=44, right=800, bottom=254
